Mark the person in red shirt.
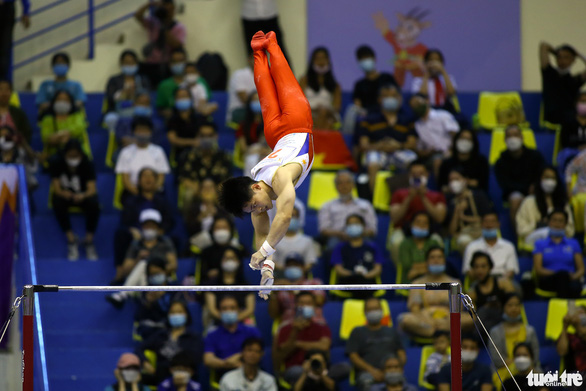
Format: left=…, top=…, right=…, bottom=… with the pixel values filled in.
left=557, top=305, right=586, bottom=374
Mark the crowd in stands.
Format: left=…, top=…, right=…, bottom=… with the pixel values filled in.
left=5, top=0, right=586, bottom=390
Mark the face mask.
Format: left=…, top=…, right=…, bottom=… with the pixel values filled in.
left=222, top=259, right=239, bottom=273
left=482, top=228, right=498, bottom=240
left=213, top=229, right=231, bottom=245
left=66, top=158, right=81, bottom=167
left=284, top=266, right=303, bottom=281
left=413, top=103, right=428, bottom=118
left=135, top=134, right=151, bottom=145
left=359, top=58, right=376, bottom=72
left=577, top=102, right=586, bottom=116
left=121, top=65, right=138, bottom=76
left=461, top=349, right=478, bottom=364
left=221, top=310, right=238, bottom=325
left=250, top=100, right=262, bottom=114
left=313, top=64, right=330, bottom=75
left=170, top=63, right=186, bottom=76
left=505, top=137, right=523, bottom=152
left=540, top=179, right=557, bottom=194
left=168, top=313, right=187, bottom=328
left=411, top=227, right=429, bottom=238
left=549, top=227, right=565, bottom=238
left=53, top=64, right=69, bottom=77
left=142, top=228, right=158, bottom=241
left=300, top=305, right=314, bottom=319
left=175, top=98, right=192, bottom=111
left=148, top=273, right=166, bottom=286
left=384, top=372, right=404, bottom=386
left=53, top=101, right=71, bottom=115
left=184, top=74, right=198, bottom=85
left=514, top=356, right=532, bottom=372
left=172, top=370, right=191, bottom=385
left=382, top=96, right=400, bottom=111
left=456, top=139, right=474, bottom=154
left=134, top=106, right=152, bottom=117
left=428, top=264, right=446, bottom=275
left=449, top=180, right=465, bottom=194
left=0, top=139, right=14, bottom=151
left=288, top=218, right=300, bottom=233
left=503, top=313, right=522, bottom=323
left=120, top=369, right=140, bottom=383
left=345, top=223, right=364, bottom=238
left=579, top=313, right=586, bottom=327
left=409, top=176, right=428, bottom=188
left=365, top=310, right=383, bottom=325
left=199, top=138, right=216, bottom=150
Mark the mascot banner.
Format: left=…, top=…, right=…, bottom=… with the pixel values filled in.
left=308, top=0, right=521, bottom=91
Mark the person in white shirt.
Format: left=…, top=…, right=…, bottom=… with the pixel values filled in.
left=115, top=117, right=170, bottom=196
left=463, top=211, right=519, bottom=281
left=240, top=0, right=288, bottom=60
left=226, top=53, right=257, bottom=123
left=411, top=49, right=457, bottom=112
left=219, top=337, right=277, bottom=391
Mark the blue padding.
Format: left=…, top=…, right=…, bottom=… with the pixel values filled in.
left=322, top=301, right=343, bottom=347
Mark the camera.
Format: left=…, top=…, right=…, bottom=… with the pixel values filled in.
left=310, top=358, right=322, bottom=372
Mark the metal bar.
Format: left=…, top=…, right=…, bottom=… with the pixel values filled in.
left=26, top=0, right=71, bottom=18
left=93, top=11, right=135, bottom=35
left=22, top=285, right=34, bottom=391
left=88, top=0, right=95, bottom=59
left=449, top=283, right=462, bottom=391
left=14, top=10, right=89, bottom=47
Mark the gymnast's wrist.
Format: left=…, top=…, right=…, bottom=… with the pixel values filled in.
left=259, top=241, right=275, bottom=258
left=262, top=260, right=275, bottom=272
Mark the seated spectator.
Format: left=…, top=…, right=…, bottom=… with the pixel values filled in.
left=36, top=52, right=86, bottom=115
left=495, top=124, right=546, bottom=223
left=502, top=342, right=545, bottom=391
left=293, top=350, right=335, bottom=391
left=219, top=337, right=277, bottom=391
left=105, top=353, right=150, bottom=391
left=40, top=90, right=90, bottom=158
left=183, top=178, right=223, bottom=239
left=411, top=49, right=457, bottom=113
left=139, top=301, right=202, bottom=386
left=299, top=47, right=342, bottom=130
left=437, top=334, right=492, bottom=391
left=533, top=209, right=584, bottom=298
left=273, top=202, right=317, bottom=273
left=437, top=129, right=489, bottom=193
left=186, top=63, right=216, bottom=116
left=157, top=351, right=201, bottom=391
left=330, top=214, right=383, bottom=298
left=463, top=211, right=519, bottom=282
left=355, top=83, right=417, bottom=191
left=489, top=293, right=539, bottom=369
left=167, top=87, right=203, bottom=161
left=203, top=295, right=262, bottom=379
left=135, top=0, right=186, bottom=86
left=368, top=354, right=418, bottom=391
left=49, top=140, right=99, bottom=261
left=557, top=91, right=586, bottom=172
left=269, top=253, right=326, bottom=324
left=0, top=125, right=37, bottom=190
left=134, top=277, right=178, bottom=340
left=423, top=331, right=450, bottom=387
left=236, top=92, right=271, bottom=175
left=517, top=166, right=574, bottom=248
left=389, top=160, right=446, bottom=261
left=398, top=212, right=441, bottom=283
left=347, top=298, right=406, bottom=391
left=539, top=41, right=586, bottom=124
left=104, top=49, right=151, bottom=116
left=156, top=48, right=189, bottom=118
left=565, top=145, right=586, bottom=195
left=226, top=52, right=256, bottom=124
left=445, top=169, right=492, bottom=252
left=399, top=246, right=460, bottom=338
left=115, top=116, right=170, bottom=198
left=203, top=247, right=255, bottom=329
left=467, top=252, right=515, bottom=332
left=318, top=170, right=377, bottom=249
left=556, top=304, right=586, bottom=374
left=0, top=79, right=32, bottom=143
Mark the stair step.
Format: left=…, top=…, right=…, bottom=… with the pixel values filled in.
left=42, top=300, right=136, bottom=332
left=46, top=347, right=129, bottom=378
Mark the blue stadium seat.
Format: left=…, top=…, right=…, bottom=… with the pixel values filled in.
left=322, top=301, right=343, bottom=347
left=524, top=301, right=549, bottom=345
left=388, top=300, right=408, bottom=329
left=88, top=131, right=108, bottom=172
left=187, top=302, right=203, bottom=334
left=96, top=173, right=116, bottom=214
left=176, top=257, right=195, bottom=282
left=405, top=347, right=422, bottom=385
left=304, top=212, right=319, bottom=238
left=540, top=346, right=561, bottom=372
left=254, top=301, right=274, bottom=349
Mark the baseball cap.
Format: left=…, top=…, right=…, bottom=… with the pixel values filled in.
left=139, top=209, right=162, bottom=224
left=117, top=353, right=140, bottom=368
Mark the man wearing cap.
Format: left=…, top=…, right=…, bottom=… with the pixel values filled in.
left=105, top=353, right=151, bottom=391
left=368, top=355, right=417, bottom=391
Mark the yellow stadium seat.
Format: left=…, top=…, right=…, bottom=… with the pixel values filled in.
left=307, top=172, right=357, bottom=210
left=9, top=92, right=20, bottom=107
left=372, top=171, right=392, bottom=212
left=477, top=91, right=527, bottom=130
left=488, top=127, right=537, bottom=165
left=552, top=127, right=562, bottom=165
left=209, top=370, right=220, bottom=390
left=105, top=130, right=117, bottom=168
left=418, top=345, right=451, bottom=390
left=539, top=101, right=562, bottom=132
left=532, top=269, right=557, bottom=299
left=394, top=262, right=408, bottom=297
left=570, top=193, right=586, bottom=234
left=545, top=299, right=586, bottom=341
left=339, top=299, right=392, bottom=340
left=113, top=174, right=124, bottom=210
left=232, top=139, right=245, bottom=169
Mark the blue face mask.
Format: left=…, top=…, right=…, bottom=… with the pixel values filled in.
left=148, top=273, right=166, bottom=286
left=288, top=217, right=300, bottom=233
left=299, top=305, right=314, bottom=319
left=359, top=58, right=376, bottom=72
left=411, top=227, right=429, bottom=238
left=345, top=224, right=364, bottom=238
left=175, top=98, right=192, bottom=111
left=250, top=100, right=262, bottom=114
left=284, top=266, right=303, bottom=281
left=549, top=228, right=565, bottom=238
left=122, top=65, right=138, bottom=76
left=134, top=106, right=152, bottom=117
left=168, top=313, right=187, bottom=328
left=428, top=264, right=446, bottom=275
left=53, top=64, right=69, bottom=77
left=503, top=313, right=522, bottom=323
left=221, top=311, right=238, bottom=325
left=170, top=63, right=186, bottom=76
left=382, top=96, right=400, bottom=111
left=482, top=228, right=498, bottom=240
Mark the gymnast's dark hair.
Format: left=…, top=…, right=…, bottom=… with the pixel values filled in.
left=218, top=177, right=256, bottom=218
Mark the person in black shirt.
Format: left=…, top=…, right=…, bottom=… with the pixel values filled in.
left=539, top=41, right=586, bottom=124
left=293, top=350, right=335, bottom=391
left=166, top=86, right=204, bottom=161
left=50, top=139, right=100, bottom=261
left=558, top=91, right=586, bottom=174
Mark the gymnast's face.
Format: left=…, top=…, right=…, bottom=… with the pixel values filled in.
left=243, top=183, right=273, bottom=214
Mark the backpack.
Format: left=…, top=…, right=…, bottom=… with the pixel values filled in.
left=195, top=52, right=228, bottom=91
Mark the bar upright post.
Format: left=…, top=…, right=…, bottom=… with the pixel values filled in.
left=22, top=285, right=35, bottom=391
left=449, top=282, right=462, bottom=391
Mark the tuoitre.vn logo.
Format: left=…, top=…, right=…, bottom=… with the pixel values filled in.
left=526, top=370, right=583, bottom=387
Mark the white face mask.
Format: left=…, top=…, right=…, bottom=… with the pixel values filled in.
left=456, top=139, right=474, bottom=154
left=172, top=370, right=191, bottom=385
left=66, top=158, right=81, bottom=167
left=514, top=356, right=532, bottom=372
left=461, top=349, right=478, bottom=363
left=222, top=259, right=239, bottom=273
left=505, top=137, right=523, bottom=152
left=540, top=178, right=557, bottom=194
left=184, top=74, right=198, bottom=85
left=53, top=101, right=72, bottom=115
left=142, top=228, right=158, bottom=241
left=213, top=229, right=231, bottom=245
left=120, top=369, right=140, bottom=383
left=449, top=179, right=465, bottom=194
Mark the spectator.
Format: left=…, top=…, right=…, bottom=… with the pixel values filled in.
left=489, top=293, right=540, bottom=369
left=423, top=331, right=450, bottom=387
left=558, top=91, right=586, bottom=172
left=49, top=139, right=99, bottom=261
left=182, top=177, right=220, bottom=238
left=368, top=355, right=418, bottom=391
left=134, top=271, right=179, bottom=340
left=318, top=170, right=377, bottom=248
left=273, top=202, right=317, bottom=273
left=0, top=79, right=32, bottom=143
left=330, top=214, right=383, bottom=298
left=495, top=124, right=546, bottom=223
left=437, top=129, right=489, bottom=193
left=36, top=52, right=86, bottom=115
left=236, top=92, right=271, bottom=175
left=399, top=246, right=460, bottom=338
left=156, top=48, right=189, bottom=118
left=556, top=304, right=586, bottom=375
left=115, top=116, right=170, bottom=198
left=347, top=298, right=406, bottom=391
left=227, top=53, right=257, bottom=123
left=540, top=41, right=586, bottom=124
left=139, top=301, right=202, bottom=386
left=293, top=350, right=335, bottom=391
left=219, top=337, right=277, bottom=391
left=516, top=166, right=574, bottom=248
left=203, top=295, right=262, bottom=379
left=104, top=49, right=152, bottom=116
left=445, top=169, right=492, bottom=252
left=299, top=47, right=342, bottom=130
left=105, top=353, right=150, bottom=391
left=167, top=86, right=203, bottom=160
left=240, top=0, right=288, bottom=58
left=186, top=63, right=216, bottom=116
left=533, top=209, right=584, bottom=298
left=355, top=83, right=417, bottom=191
left=397, top=212, right=441, bottom=283
left=157, top=351, right=201, bottom=391
left=0, top=125, right=37, bottom=190
left=565, top=145, right=586, bottom=195
left=40, top=90, right=90, bottom=158
left=502, top=342, right=546, bottom=391
left=135, top=0, right=186, bottom=86
left=269, top=253, right=326, bottom=324
left=411, top=49, right=457, bottom=113
left=463, top=211, right=519, bottom=282
left=0, top=0, right=30, bottom=79
left=437, top=334, right=492, bottom=391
